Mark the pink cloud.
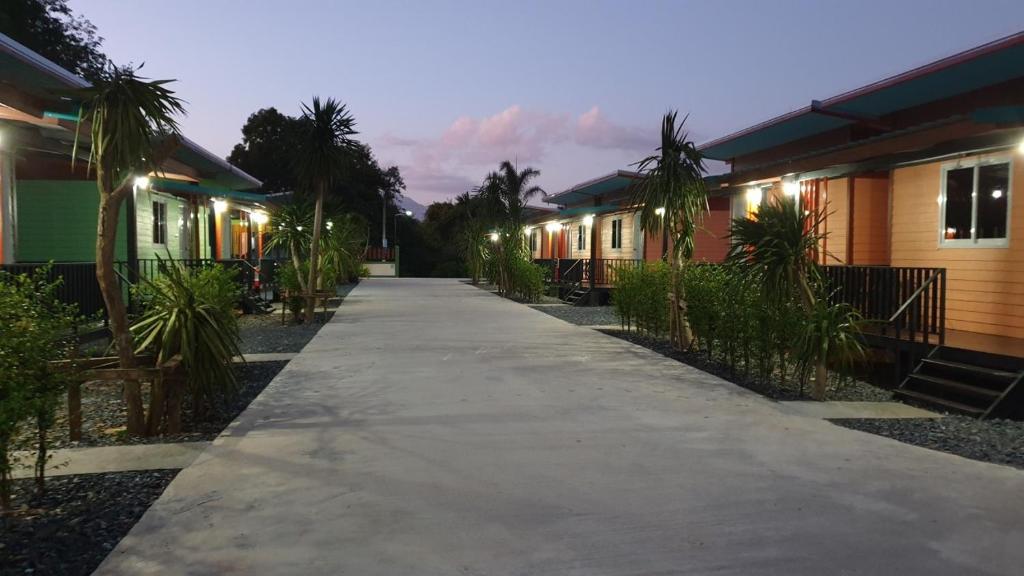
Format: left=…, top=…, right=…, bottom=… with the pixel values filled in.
left=437, top=105, right=569, bottom=164
left=574, top=106, right=653, bottom=151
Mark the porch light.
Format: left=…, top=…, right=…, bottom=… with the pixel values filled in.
left=544, top=221, right=560, bottom=232
left=1018, top=138, right=1024, bottom=154
left=490, top=231, right=500, bottom=242
left=523, top=226, right=531, bottom=235
left=992, top=189, right=1004, bottom=199
left=213, top=198, right=228, bottom=214
left=582, top=215, right=594, bottom=226
left=654, top=207, right=665, bottom=216
left=326, top=220, right=334, bottom=230
left=783, top=180, right=799, bottom=197
left=133, top=176, right=151, bottom=190
left=746, top=187, right=763, bottom=205
left=296, top=226, right=303, bottom=231
left=251, top=211, right=269, bottom=225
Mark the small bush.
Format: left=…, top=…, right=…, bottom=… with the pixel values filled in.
left=612, top=261, right=670, bottom=337
left=506, top=257, right=545, bottom=303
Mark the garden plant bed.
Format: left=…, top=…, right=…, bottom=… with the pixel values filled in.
left=529, top=303, right=618, bottom=326
left=238, top=283, right=356, bottom=354
left=600, top=329, right=892, bottom=402
left=830, top=416, right=1024, bottom=470
left=0, top=469, right=178, bottom=576
left=13, top=361, right=287, bottom=450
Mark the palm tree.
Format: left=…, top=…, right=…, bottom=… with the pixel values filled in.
left=318, top=212, right=368, bottom=285
left=265, top=202, right=314, bottom=293
left=727, top=196, right=843, bottom=398
left=475, top=161, right=544, bottom=294
left=630, top=111, right=708, bottom=351
left=294, top=97, right=358, bottom=323
left=73, top=64, right=185, bottom=435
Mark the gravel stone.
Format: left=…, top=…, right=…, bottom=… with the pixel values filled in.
left=831, top=416, right=1024, bottom=470
left=1, top=470, right=178, bottom=576
left=529, top=304, right=619, bottom=326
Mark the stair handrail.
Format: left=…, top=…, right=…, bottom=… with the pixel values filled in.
left=887, top=267, right=946, bottom=385
left=887, top=267, right=946, bottom=340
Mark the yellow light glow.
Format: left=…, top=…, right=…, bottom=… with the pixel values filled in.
left=545, top=221, right=561, bottom=232
left=783, top=180, right=799, bottom=197
left=251, top=211, right=269, bottom=225
left=582, top=215, right=594, bottom=226
left=654, top=207, right=665, bottom=216
left=133, top=176, right=151, bottom=190
left=746, top=187, right=763, bottom=205
left=489, top=231, right=500, bottom=242
left=1018, top=138, right=1024, bottom=154
left=523, top=226, right=531, bottom=235
left=213, top=199, right=228, bottom=213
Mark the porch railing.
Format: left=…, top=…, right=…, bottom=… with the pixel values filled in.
left=821, top=265, right=946, bottom=339
left=535, top=258, right=645, bottom=286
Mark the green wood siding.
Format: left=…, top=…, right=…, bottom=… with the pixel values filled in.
left=15, top=180, right=127, bottom=262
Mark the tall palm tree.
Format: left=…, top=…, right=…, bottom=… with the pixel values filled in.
left=294, top=97, right=359, bottom=323
left=630, top=111, right=708, bottom=351
left=475, top=161, right=544, bottom=294
left=73, top=64, right=185, bottom=435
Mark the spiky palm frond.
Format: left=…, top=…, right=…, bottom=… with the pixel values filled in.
left=629, top=111, right=707, bottom=260
left=265, top=202, right=314, bottom=254
left=727, top=195, right=826, bottom=305
left=294, top=97, right=359, bottom=192
left=73, top=64, right=185, bottom=188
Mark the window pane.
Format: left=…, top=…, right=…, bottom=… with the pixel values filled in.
left=976, top=163, right=1009, bottom=240
left=943, top=167, right=973, bottom=240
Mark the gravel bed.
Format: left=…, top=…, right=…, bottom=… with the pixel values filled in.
left=14, top=361, right=287, bottom=450
left=529, top=304, right=619, bottom=326
left=600, top=329, right=892, bottom=402
left=830, top=416, right=1024, bottom=470
left=238, top=283, right=355, bottom=354
left=1, top=470, right=178, bottom=575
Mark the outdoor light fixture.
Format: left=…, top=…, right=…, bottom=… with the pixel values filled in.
left=746, top=187, right=763, bottom=205
left=404, top=209, right=413, bottom=217
left=251, top=211, right=269, bottom=225
left=1018, top=137, right=1024, bottom=154
left=582, top=215, right=594, bottom=226
left=783, top=180, right=799, bottom=197
left=992, top=189, right=1004, bottom=199
left=654, top=207, right=665, bottom=216
left=133, top=176, right=151, bottom=190
left=326, top=220, right=334, bottom=230
left=490, top=231, right=500, bottom=242
left=544, top=221, right=560, bottom=232
left=213, top=198, right=228, bottom=213
left=296, top=225, right=303, bottom=231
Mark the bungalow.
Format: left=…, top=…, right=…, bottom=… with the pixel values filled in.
left=535, top=32, right=1024, bottom=416
left=0, top=32, right=267, bottom=278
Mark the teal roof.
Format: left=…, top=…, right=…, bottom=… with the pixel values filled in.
left=700, top=32, right=1024, bottom=161
left=544, top=170, right=640, bottom=207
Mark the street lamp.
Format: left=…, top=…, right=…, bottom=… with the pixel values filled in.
left=394, top=209, right=413, bottom=246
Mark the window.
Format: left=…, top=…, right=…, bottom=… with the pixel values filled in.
left=940, top=158, right=1011, bottom=247
left=610, top=218, right=623, bottom=249
left=577, top=224, right=586, bottom=250
left=529, top=229, right=537, bottom=251
left=152, top=201, right=167, bottom=245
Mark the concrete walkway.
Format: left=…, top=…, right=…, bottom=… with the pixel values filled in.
left=11, top=442, right=210, bottom=479
left=99, top=279, right=1024, bottom=575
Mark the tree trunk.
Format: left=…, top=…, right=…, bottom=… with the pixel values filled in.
left=669, top=251, right=693, bottom=351
left=290, top=242, right=307, bottom=292
left=96, top=183, right=144, bottom=435
left=305, top=182, right=325, bottom=323
left=34, top=421, right=47, bottom=494
left=796, top=270, right=828, bottom=399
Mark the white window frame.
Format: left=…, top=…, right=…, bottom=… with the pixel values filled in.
left=938, top=155, right=1012, bottom=249
left=577, top=224, right=586, bottom=251
left=152, top=200, right=167, bottom=245
left=611, top=218, right=623, bottom=249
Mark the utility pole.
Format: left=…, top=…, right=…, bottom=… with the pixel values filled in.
left=381, top=190, right=388, bottom=249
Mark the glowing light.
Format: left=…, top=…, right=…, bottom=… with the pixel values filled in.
left=404, top=209, right=413, bottom=217
left=1018, top=138, right=1024, bottom=154
left=991, top=189, right=1004, bottom=199
left=545, top=221, right=561, bottom=232
left=582, top=215, right=594, bottom=226
left=489, top=231, right=500, bottom=242
left=783, top=180, right=799, bottom=197
left=213, top=198, right=228, bottom=213
left=296, top=225, right=303, bottom=231
left=251, top=211, right=269, bottom=225
left=326, top=220, right=334, bottom=230
left=133, top=176, right=150, bottom=190
left=746, top=187, right=763, bottom=205
left=654, top=207, right=665, bottom=216
left=523, top=226, right=532, bottom=235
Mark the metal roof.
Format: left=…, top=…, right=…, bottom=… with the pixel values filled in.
left=544, top=170, right=641, bottom=207
left=699, top=31, right=1024, bottom=161
left=0, top=32, right=262, bottom=191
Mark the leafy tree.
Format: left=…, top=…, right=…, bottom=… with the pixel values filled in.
left=73, top=64, right=185, bottom=435
left=294, top=97, right=359, bottom=322
left=227, top=107, right=301, bottom=194
left=0, top=0, right=108, bottom=82
left=630, top=111, right=708, bottom=351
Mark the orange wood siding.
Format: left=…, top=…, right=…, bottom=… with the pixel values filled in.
left=851, top=176, right=890, bottom=265
left=890, top=153, right=1024, bottom=339
left=692, top=196, right=731, bottom=263
left=824, top=177, right=850, bottom=264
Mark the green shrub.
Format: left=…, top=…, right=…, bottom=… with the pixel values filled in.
left=276, top=261, right=307, bottom=320
left=132, top=258, right=243, bottom=419
left=506, top=257, right=545, bottom=303
left=0, top=266, right=79, bottom=508
left=612, top=261, right=670, bottom=337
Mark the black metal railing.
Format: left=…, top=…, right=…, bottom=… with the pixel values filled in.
left=822, top=265, right=946, bottom=338
left=0, top=262, right=106, bottom=318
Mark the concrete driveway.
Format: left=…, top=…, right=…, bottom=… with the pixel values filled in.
left=98, top=278, right=1024, bottom=575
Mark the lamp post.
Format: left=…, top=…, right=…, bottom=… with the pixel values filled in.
left=393, top=209, right=413, bottom=246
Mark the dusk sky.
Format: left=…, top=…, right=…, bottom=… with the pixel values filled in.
left=72, top=0, right=1024, bottom=206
